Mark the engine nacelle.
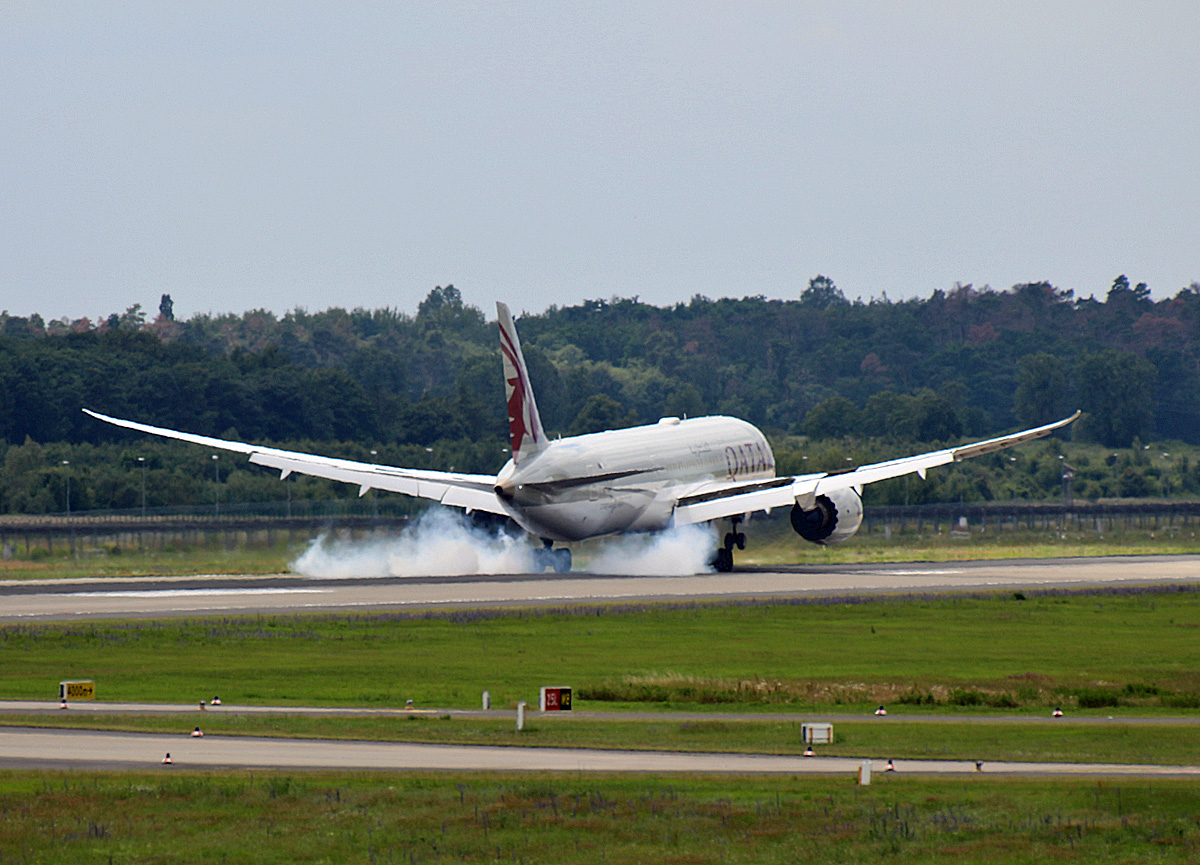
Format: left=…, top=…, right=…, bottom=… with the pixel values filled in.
left=790, top=488, right=864, bottom=546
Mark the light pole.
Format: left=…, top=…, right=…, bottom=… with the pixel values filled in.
left=138, top=457, right=146, bottom=518
left=61, top=460, right=70, bottom=518
left=370, top=451, right=378, bottom=519
left=62, top=460, right=75, bottom=557
left=212, top=454, right=219, bottom=517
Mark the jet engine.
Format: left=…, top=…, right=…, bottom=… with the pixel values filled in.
left=790, top=488, right=863, bottom=545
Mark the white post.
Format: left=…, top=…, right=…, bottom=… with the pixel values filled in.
left=516, top=701, right=526, bottom=731
left=858, top=760, right=872, bottom=785
left=482, top=690, right=490, bottom=710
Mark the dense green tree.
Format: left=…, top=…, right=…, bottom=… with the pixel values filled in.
left=800, top=275, right=846, bottom=310
left=801, top=396, right=862, bottom=439
left=1075, top=350, right=1156, bottom=447
left=569, top=394, right=631, bottom=435
left=1014, top=352, right=1069, bottom=428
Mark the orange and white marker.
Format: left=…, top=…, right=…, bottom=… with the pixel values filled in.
left=162, top=753, right=173, bottom=764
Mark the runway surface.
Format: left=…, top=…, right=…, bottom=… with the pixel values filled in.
left=3, top=726, right=1198, bottom=777
left=1, top=554, right=1198, bottom=621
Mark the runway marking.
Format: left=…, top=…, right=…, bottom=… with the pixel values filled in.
left=67, top=588, right=330, bottom=599
left=858, top=569, right=966, bottom=576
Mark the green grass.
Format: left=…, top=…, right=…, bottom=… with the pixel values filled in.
left=3, top=589, right=1199, bottom=712
left=2, top=770, right=1198, bottom=863
left=0, top=541, right=300, bottom=579
left=6, top=587, right=1200, bottom=860
left=745, top=532, right=1200, bottom=565
left=734, top=514, right=1200, bottom=565
left=3, top=712, right=1200, bottom=766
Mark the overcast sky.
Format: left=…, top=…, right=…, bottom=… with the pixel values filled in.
left=3, top=2, right=1198, bottom=322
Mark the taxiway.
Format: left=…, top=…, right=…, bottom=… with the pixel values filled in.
left=2, top=726, right=1198, bottom=777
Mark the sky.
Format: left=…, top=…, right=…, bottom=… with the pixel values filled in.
left=3, top=2, right=1198, bottom=322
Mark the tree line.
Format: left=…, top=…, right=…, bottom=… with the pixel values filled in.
left=2, top=277, right=1200, bottom=513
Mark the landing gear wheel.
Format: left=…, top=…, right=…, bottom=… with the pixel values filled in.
left=716, top=517, right=745, bottom=572
left=553, top=548, right=572, bottom=574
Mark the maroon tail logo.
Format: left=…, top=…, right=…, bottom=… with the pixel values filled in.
left=500, top=326, right=538, bottom=455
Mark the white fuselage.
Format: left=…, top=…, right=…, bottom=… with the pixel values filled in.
left=493, top=416, right=775, bottom=541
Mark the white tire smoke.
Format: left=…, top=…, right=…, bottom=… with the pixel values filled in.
left=291, top=508, right=534, bottom=577
left=290, top=508, right=718, bottom=578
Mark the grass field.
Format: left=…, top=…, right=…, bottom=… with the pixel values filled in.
left=5, top=578, right=1200, bottom=860
left=3, top=588, right=1199, bottom=712
left=2, top=770, right=1197, bottom=863
left=0, top=542, right=296, bottom=580
left=3, top=586, right=1200, bottom=771
left=745, top=530, right=1200, bottom=565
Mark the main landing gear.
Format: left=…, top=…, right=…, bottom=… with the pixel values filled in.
left=534, top=538, right=572, bottom=574
left=711, top=516, right=746, bottom=572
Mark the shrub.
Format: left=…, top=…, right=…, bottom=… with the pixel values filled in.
left=1122, top=682, right=1161, bottom=697
left=1163, top=693, right=1200, bottom=708
left=1074, top=688, right=1121, bottom=708
left=948, top=689, right=985, bottom=706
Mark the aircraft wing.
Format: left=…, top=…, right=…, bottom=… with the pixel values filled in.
left=82, top=409, right=507, bottom=516
left=672, top=411, right=1081, bottom=525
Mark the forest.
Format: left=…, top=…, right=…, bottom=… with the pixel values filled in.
left=2, top=276, right=1199, bottom=514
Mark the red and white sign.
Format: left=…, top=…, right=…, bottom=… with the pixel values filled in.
left=539, top=686, right=572, bottom=712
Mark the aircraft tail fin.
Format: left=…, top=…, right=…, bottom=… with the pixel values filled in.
left=496, top=302, right=548, bottom=464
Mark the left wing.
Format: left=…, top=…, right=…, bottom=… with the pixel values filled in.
left=83, top=409, right=508, bottom=516
left=673, top=411, right=1080, bottom=525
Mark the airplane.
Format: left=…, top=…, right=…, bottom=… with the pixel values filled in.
left=85, top=302, right=1080, bottom=573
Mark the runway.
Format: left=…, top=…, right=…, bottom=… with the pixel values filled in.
left=1, top=554, right=1198, bottom=621
left=3, top=726, right=1198, bottom=777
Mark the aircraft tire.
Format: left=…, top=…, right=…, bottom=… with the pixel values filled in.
left=553, top=548, right=572, bottom=574
left=713, top=548, right=733, bottom=572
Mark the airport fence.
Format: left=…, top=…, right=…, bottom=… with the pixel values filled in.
left=4, top=498, right=1200, bottom=558
left=0, top=499, right=416, bottom=557
left=861, top=500, right=1200, bottom=539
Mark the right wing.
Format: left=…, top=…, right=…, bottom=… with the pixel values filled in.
left=83, top=409, right=508, bottom=516
left=672, top=411, right=1081, bottom=525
